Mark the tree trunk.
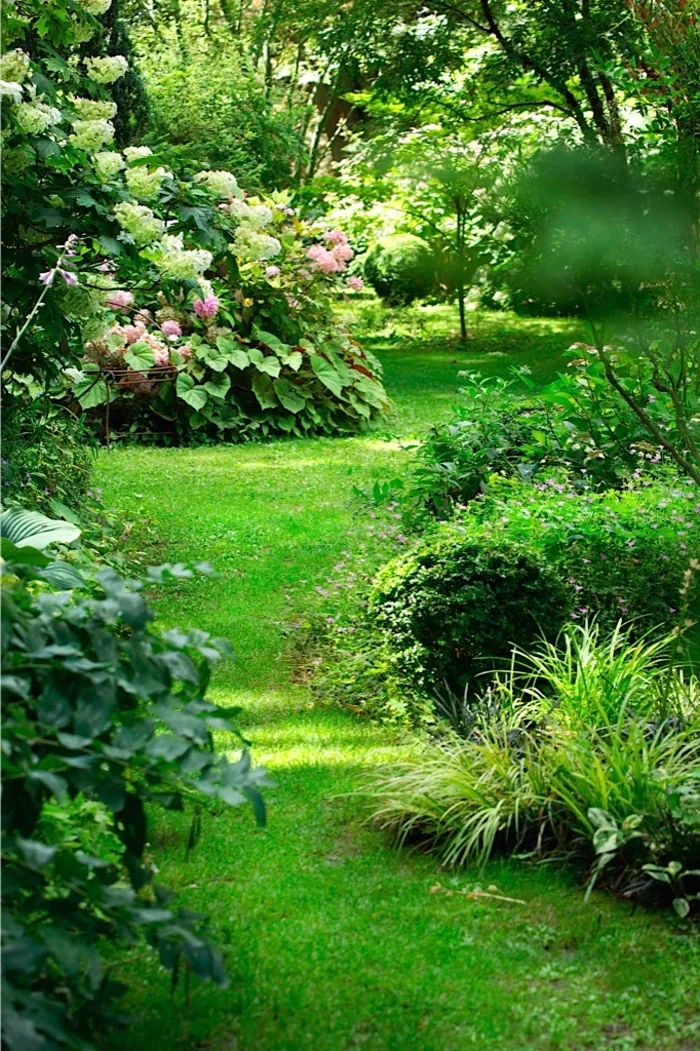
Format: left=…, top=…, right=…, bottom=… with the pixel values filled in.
left=457, top=283, right=467, bottom=344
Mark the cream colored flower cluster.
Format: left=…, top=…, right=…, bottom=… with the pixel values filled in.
left=193, top=169, right=240, bottom=198
left=154, top=234, right=213, bottom=280
left=113, top=202, right=166, bottom=245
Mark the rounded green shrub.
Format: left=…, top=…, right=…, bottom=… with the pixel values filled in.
left=370, top=533, right=570, bottom=694
left=363, top=234, right=435, bottom=304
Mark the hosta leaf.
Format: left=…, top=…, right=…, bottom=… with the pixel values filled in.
left=0, top=538, right=50, bottom=567
left=204, top=373, right=231, bottom=400
left=124, top=343, right=156, bottom=373
left=0, top=509, right=81, bottom=550
left=273, top=378, right=305, bottom=413
left=310, top=354, right=345, bottom=397
left=40, top=561, right=86, bottom=590
left=176, top=372, right=209, bottom=411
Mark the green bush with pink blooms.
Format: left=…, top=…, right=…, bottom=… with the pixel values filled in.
left=1, top=0, right=386, bottom=443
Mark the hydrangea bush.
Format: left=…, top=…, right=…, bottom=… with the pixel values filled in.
left=1, top=0, right=387, bottom=442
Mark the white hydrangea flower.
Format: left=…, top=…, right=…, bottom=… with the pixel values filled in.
left=15, top=101, right=62, bottom=135
left=71, top=96, right=117, bottom=120
left=193, top=169, right=239, bottom=198
left=114, top=201, right=165, bottom=244
left=232, top=227, right=281, bottom=262
left=78, top=0, right=112, bottom=14
left=84, top=55, right=128, bottom=84
left=245, top=204, right=273, bottom=229
left=95, top=150, right=125, bottom=179
left=226, top=198, right=273, bottom=230
left=69, top=118, right=115, bottom=151
left=125, top=165, right=169, bottom=201
left=0, top=49, right=31, bottom=84
left=0, top=80, right=23, bottom=105
left=154, top=233, right=212, bottom=279
left=123, top=145, right=152, bottom=164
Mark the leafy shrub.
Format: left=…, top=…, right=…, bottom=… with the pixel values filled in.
left=364, top=234, right=436, bottom=305
left=370, top=532, right=570, bottom=695
left=407, top=365, right=673, bottom=523
left=467, top=477, right=700, bottom=640
left=134, top=21, right=300, bottom=190
left=370, top=477, right=699, bottom=702
left=407, top=373, right=551, bottom=520
left=1, top=529, right=268, bottom=1050
left=370, top=623, right=700, bottom=913
left=1, top=407, right=95, bottom=514
left=1, top=0, right=386, bottom=444
left=66, top=216, right=387, bottom=442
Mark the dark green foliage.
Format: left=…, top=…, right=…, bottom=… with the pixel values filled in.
left=139, top=43, right=300, bottom=191
left=468, top=477, right=700, bottom=642
left=364, top=234, right=435, bottom=304
left=1, top=408, right=96, bottom=514
left=370, top=476, right=699, bottom=702
left=1, top=551, right=268, bottom=1051
left=370, top=532, right=569, bottom=695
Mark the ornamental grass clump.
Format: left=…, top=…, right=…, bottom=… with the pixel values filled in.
left=370, top=623, right=700, bottom=912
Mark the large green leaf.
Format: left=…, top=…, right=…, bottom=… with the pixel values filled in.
left=285, top=350, right=303, bottom=372
left=41, top=561, right=86, bottom=590
left=124, top=342, right=156, bottom=373
left=216, top=336, right=249, bottom=371
left=253, top=327, right=289, bottom=356
left=199, top=343, right=229, bottom=372
left=204, top=373, right=231, bottom=400
left=309, top=354, right=345, bottom=398
left=75, top=375, right=109, bottom=409
left=257, top=355, right=281, bottom=378
left=273, top=378, right=306, bottom=413
left=251, top=371, right=278, bottom=409
left=176, top=372, right=209, bottom=411
left=0, top=508, right=81, bottom=549
left=1, top=538, right=50, bottom=566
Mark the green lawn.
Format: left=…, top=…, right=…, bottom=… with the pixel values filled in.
left=98, top=308, right=699, bottom=1051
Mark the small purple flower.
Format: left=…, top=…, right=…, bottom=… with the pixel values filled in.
left=39, top=270, right=55, bottom=286
left=58, top=269, right=78, bottom=287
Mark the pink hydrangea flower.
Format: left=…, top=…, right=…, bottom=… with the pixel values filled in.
left=123, top=321, right=147, bottom=345
left=106, top=290, right=134, bottom=310
left=306, top=245, right=341, bottom=274
left=346, top=276, right=364, bottom=292
left=160, top=319, right=182, bottom=340
left=332, top=243, right=354, bottom=263
left=152, top=345, right=170, bottom=368
left=265, top=265, right=280, bottom=279
left=325, top=228, right=348, bottom=246
left=193, top=295, right=219, bottom=319
left=178, top=343, right=193, bottom=361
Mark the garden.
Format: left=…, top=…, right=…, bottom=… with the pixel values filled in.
left=1, top=0, right=700, bottom=1048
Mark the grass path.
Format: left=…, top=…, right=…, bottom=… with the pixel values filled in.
left=98, top=310, right=699, bottom=1051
